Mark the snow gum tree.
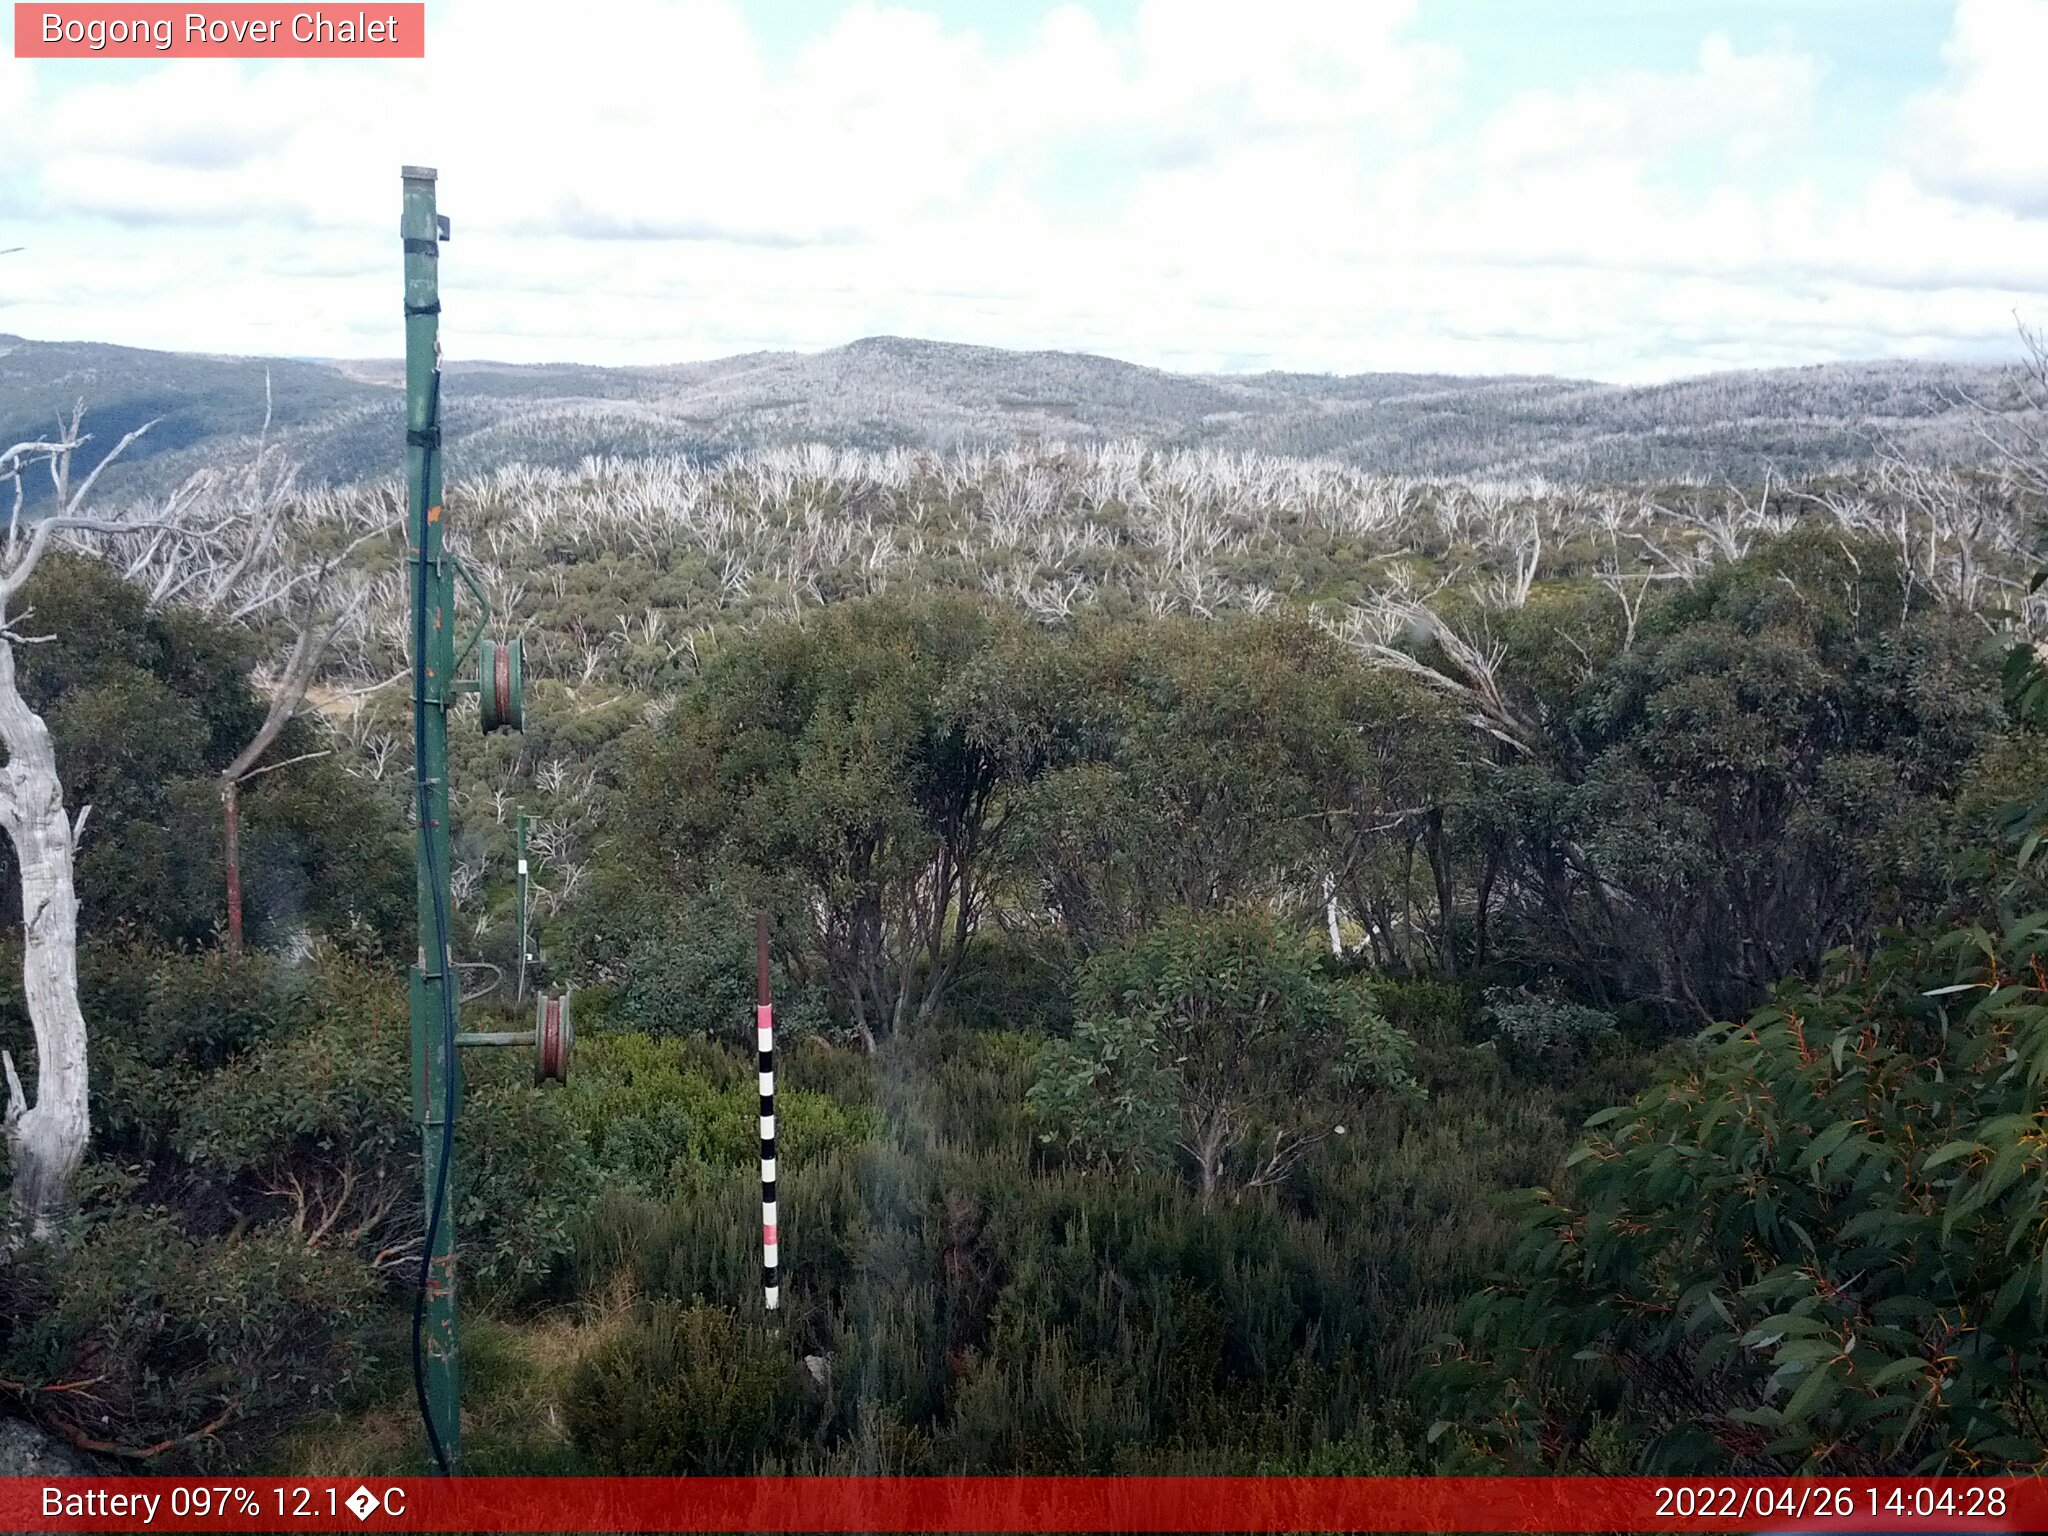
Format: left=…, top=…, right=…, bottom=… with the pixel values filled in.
left=0, top=414, right=204, bottom=1228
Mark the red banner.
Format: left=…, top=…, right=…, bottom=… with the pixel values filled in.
left=2, top=1476, right=2042, bottom=1532
left=13, top=4, right=424, bottom=58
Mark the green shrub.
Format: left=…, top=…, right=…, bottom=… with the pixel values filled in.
left=1029, top=909, right=1420, bottom=1201
left=174, top=960, right=411, bottom=1197
left=1370, top=975, right=1478, bottom=1046
left=173, top=960, right=575, bottom=1294
left=565, top=1300, right=804, bottom=1473
left=1432, top=915, right=2048, bottom=1474
left=942, top=929, right=1079, bottom=1036
left=455, top=1050, right=603, bottom=1298
left=2, top=941, right=309, bottom=1156
left=0, top=1200, right=378, bottom=1467
left=0, top=552, right=408, bottom=954
left=557, top=1002, right=1579, bottom=1475
left=1480, top=987, right=1618, bottom=1075
left=236, top=753, right=412, bottom=959
left=563, top=1032, right=874, bottom=1196
left=567, top=882, right=828, bottom=1042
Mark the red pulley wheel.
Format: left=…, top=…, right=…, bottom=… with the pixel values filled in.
left=492, top=642, right=512, bottom=726
left=535, top=992, right=572, bottom=1084
left=480, top=637, right=524, bottom=734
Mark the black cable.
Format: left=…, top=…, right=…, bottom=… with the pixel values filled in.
left=408, top=363, right=458, bottom=1477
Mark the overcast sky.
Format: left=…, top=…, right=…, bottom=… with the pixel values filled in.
left=2, top=0, right=2044, bottom=381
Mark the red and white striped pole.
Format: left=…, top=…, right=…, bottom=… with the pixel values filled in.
left=756, top=913, right=779, bottom=1317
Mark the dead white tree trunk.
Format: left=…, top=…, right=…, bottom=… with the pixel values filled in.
left=0, top=631, right=88, bottom=1229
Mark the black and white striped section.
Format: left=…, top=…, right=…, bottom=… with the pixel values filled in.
left=756, top=915, right=779, bottom=1314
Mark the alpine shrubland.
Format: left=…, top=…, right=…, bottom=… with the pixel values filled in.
left=2, top=344, right=2047, bottom=1476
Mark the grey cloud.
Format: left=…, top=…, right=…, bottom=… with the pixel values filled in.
left=1451, top=243, right=2048, bottom=298
left=523, top=196, right=863, bottom=248
left=127, top=126, right=276, bottom=173
left=1912, top=164, right=2048, bottom=222
left=54, top=197, right=322, bottom=231
left=1143, top=128, right=1222, bottom=173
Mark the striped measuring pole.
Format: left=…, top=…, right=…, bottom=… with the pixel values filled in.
left=756, top=913, right=779, bottom=1316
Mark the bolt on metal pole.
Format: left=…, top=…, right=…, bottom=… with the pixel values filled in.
left=403, top=163, right=461, bottom=1474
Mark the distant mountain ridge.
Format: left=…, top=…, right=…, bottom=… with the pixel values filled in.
left=0, top=331, right=2022, bottom=504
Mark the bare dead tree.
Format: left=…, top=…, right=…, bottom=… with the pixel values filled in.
left=1339, top=599, right=1539, bottom=756
left=1480, top=512, right=1542, bottom=609
left=1957, top=318, right=2048, bottom=509
left=1596, top=568, right=1674, bottom=652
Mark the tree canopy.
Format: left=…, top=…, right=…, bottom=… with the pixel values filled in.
left=1029, top=908, right=1421, bottom=1203
left=0, top=553, right=407, bottom=954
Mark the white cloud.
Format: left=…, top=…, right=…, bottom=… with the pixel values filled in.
left=1474, top=32, right=1814, bottom=177
left=1, top=0, right=2044, bottom=382
left=1904, top=0, right=2048, bottom=217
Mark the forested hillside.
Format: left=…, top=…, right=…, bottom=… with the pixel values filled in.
left=1, top=347, right=2046, bottom=1480
left=2, top=332, right=2035, bottom=508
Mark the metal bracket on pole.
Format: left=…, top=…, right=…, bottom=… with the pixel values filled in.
left=450, top=552, right=492, bottom=680
left=456, top=988, right=573, bottom=1084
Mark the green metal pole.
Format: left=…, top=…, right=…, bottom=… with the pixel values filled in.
left=402, top=164, right=461, bottom=1473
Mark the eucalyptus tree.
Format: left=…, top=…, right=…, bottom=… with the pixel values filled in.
left=1436, top=911, right=2048, bottom=1473
left=1029, top=908, right=1421, bottom=1204
left=1475, top=530, right=2000, bottom=1022
left=626, top=595, right=1062, bottom=1052
left=1010, top=616, right=1376, bottom=951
